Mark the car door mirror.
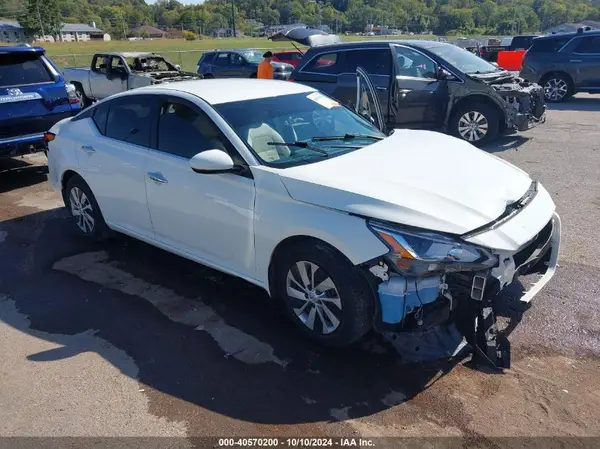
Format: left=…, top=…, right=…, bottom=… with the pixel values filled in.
left=189, top=149, right=235, bottom=174
left=491, top=62, right=499, bottom=68
left=437, top=67, right=455, bottom=81
left=175, top=64, right=181, bottom=70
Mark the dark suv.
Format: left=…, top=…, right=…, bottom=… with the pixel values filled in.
left=197, top=48, right=294, bottom=80
left=290, top=39, right=546, bottom=145
left=520, top=28, right=600, bottom=103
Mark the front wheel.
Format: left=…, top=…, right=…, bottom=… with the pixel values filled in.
left=74, top=85, right=90, bottom=108
left=449, top=102, right=500, bottom=146
left=273, top=241, right=375, bottom=346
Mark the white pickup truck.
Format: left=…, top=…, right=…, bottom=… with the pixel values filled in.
left=63, top=52, right=203, bottom=106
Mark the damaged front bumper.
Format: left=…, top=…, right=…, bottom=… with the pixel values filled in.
left=493, top=78, right=547, bottom=133
left=363, top=212, right=561, bottom=369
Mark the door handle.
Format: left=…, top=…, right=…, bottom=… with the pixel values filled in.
left=398, top=89, right=412, bottom=94
left=376, top=86, right=388, bottom=91
left=569, top=60, right=583, bottom=63
left=147, top=172, right=168, bottom=184
left=81, top=145, right=95, bottom=154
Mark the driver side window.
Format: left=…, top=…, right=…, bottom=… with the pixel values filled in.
left=110, top=56, right=127, bottom=75
left=157, top=98, right=243, bottom=164
left=394, top=47, right=437, bottom=79
left=93, top=55, right=109, bottom=74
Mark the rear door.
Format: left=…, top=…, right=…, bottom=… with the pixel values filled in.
left=571, top=36, right=600, bottom=91
left=355, top=67, right=386, bottom=133
left=389, top=44, right=449, bottom=129
left=0, top=50, right=74, bottom=143
left=77, top=95, right=155, bottom=238
left=89, top=54, right=124, bottom=99
left=210, top=52, right=236, bottom=78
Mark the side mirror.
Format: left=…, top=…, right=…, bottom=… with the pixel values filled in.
left=189, top=149, right=235, bottom=174
left=491, top=62, right=499, bottom=68
left=437, top=67, right=454, bottom=81
left=175, top=64, right=181, bottom=70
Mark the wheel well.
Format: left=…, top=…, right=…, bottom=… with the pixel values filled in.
left=540, top=71, right=573, bottom=87
left=267, top=235, right=358, bottom=297
left=450, top=95, right=503, bottom=121
left=60, top=170, right=79, bottom=202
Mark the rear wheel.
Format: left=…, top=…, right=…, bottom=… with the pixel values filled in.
left=64, top=175, right=110, bottom=241
left=450, top=102, right=500, bottom=146
left=541, top=74, right=573, bottom=103
left=273, top=240, right=375, bottom=346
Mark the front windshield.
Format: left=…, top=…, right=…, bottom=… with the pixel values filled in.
left=214, top=92, right=386, bottom=167
left=241, top=50, right=264, bottom=64
left=427, top=44, right=500, bottom=74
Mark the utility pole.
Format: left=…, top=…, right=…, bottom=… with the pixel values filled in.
left=231, top=0, right=236, bottom=37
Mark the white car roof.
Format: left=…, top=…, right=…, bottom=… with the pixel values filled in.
left=137, top=79, right=316, bottom=105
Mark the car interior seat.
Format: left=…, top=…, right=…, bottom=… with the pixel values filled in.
left=244, top=122, right=290, bottom=162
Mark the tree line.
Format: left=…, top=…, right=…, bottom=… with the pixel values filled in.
left=5, top=0, right=600, bottom=40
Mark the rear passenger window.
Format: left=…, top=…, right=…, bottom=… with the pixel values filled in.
left=92, top=102, right=109, bottom=135
left=340, top=49, right=392, bottom=75
left=105, top=96, right=154, bottom=147
left=213, top=53, right=230, bottom=67
left=529, top=37, right=571, bottom=53
left=302, top=52, right=339, bottom=73
left=574, top=36, right=600, bottom=53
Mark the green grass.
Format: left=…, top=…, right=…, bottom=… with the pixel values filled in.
left=42, top=35, right=437, bottom=72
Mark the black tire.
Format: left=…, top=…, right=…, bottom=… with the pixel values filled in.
left=249, top=72, right=257, bottom=78
left=540, top=73, right=573, bottom=103
left=64, top=174, right=111, bottom=241
left=203, top=73, right=214, bottom=79
left=273, top=240, right=375, bottom=347
left=449, top=101, right=500, bottom=146
left=74, top=84, right=90, bottom=108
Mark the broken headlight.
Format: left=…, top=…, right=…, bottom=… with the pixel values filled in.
left=368, top=221, right=498, bottom=276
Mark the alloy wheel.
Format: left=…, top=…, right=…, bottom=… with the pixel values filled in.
left=544, top=78, right=568, bottom=102
left=286, top=261, right=342, bottom=335
left=75, top=88, right=85, bottom=106
left=69, top=187, right=95, bottom=234
left=458, top=111, right=489, bottom=142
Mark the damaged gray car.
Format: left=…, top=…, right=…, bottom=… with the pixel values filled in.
left=286, top=33, right=546, bottom=145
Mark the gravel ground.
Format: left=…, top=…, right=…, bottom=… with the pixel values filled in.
left=0, top=95, right=599, bottom=448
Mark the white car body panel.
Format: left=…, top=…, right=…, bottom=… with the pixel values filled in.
left=279, top=129, right=534, bottom=236
left=47, top=79, right=559, bottom=301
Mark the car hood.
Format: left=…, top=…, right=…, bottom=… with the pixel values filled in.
left=278, top=129, right=532, bottom=235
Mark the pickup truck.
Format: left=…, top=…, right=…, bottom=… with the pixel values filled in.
left=63, top=52, right=203, bottom=106
left=0, top=45, right=81, bottom=158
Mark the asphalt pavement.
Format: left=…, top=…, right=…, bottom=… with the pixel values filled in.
left=1, top=95, right=599, bottom=447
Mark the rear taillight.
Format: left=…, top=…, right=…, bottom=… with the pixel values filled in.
left=65, top=83, right=80, bottom=104
left=43, top=132, right=55, bottom=143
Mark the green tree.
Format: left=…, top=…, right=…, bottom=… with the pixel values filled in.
left=19, top=0, right=62, bottom=39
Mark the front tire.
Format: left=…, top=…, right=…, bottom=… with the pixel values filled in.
left=450, top=102, right=500, bottom=146
left=273, top=240, right=375, bottom=346
left=74, top=84, right=90, bottom=108
left=64, top=175, right=110, bottom=241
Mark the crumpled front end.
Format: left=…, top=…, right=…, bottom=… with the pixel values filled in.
left=361, top=182, right=561, bottom=369
left=491, top=77, right=547, bottom=132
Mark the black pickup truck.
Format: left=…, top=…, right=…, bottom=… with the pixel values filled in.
left=479, top=35, right=541, bottom=62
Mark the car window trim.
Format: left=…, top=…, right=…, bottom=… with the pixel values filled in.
left=572, top=36, right=600, bottom=55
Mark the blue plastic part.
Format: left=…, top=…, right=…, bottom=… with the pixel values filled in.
left=377, top=275, right=442, bottom=324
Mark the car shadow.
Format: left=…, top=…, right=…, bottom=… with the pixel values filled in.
left=0, top=157, right=48, bottom=194
left=484, top=135, right=530, bottom=153
left=0, top=208, right=525, bottom=425
left=547, top=95, right=600, bottom=112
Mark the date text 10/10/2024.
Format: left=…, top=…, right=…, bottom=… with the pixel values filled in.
left=217, top=438, right=376, bottom=447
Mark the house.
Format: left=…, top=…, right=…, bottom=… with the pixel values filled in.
left=130, top=25, right=166, bottom=39
left=57, top=23, right=106, bottom=42
left=211, top=28, right=243, bottom=38
left=544, top=21, right=600, bottom=34
left=0, top=20, right=26, bottom=43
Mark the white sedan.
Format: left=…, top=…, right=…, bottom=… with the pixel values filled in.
left=46, top=79, right=560, bottom=363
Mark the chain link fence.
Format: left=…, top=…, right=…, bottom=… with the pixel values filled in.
left=51, top=47, right=295, bottom=73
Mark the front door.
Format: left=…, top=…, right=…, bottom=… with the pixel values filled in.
left=355, top=67, right=386, bottom=133
left=76, top=95, right=155, bottom=238
left=144, top=95, right=256, bottom=279
left=89, top=55, right=126, bottom=99
left=389, top=45, right=449, bottom=130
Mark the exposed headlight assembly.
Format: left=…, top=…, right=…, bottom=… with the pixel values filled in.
left=368, top=220, right=498, bottom=276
